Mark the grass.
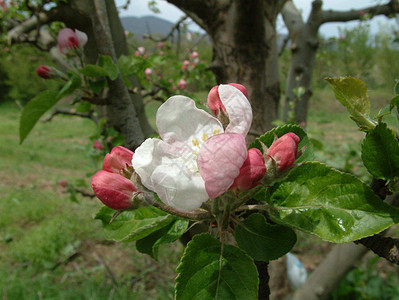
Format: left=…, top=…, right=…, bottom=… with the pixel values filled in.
left=0, top=102, right=180, bottom=299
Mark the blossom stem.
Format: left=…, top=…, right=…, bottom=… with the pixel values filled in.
left=150, top=198, right=213, bottom=220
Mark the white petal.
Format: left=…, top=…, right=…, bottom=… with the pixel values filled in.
left=132, top=138, right=208, bottom=211
left=219, top=84, right=252, bottom=136
left=156, top=96, right=223, bottom=151
left=132, top=138, right=181, bottom=190
left=151, top=164, right=209, bottom=212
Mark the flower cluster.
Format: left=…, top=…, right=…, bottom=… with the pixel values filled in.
left=91, top=146, right=140, bottom=210
left=35, top=27, right=88, bottom=80
left=91, top=84, right=301, bottom=213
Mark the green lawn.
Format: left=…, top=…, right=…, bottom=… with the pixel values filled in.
left=0, top=102, right=180, bottom=299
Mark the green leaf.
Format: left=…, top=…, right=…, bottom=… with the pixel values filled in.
left=118, top=55, right=150, bottom=77
left=94, top=206, right=176, bottom=242
left=88, top=79, right=107, bottom=94
left=57, top=73, right=82, bottom=99
left=136, top=219, right=189, bottom=259
left=235, top=213, right=296, bottom=261
left=99, top=55, right=119, bottom=80
left=175, top=233, right=258, bottom=300
left=19, top=90, right=59, bottom=143
left=267, top=162, right=399, bottom=243
left=394, top=79, right=399, bottom=95
left=250, top=123, right=314, bottom=163
left=362, top=123, right=399, bottom=179
left=391, top=95, right=399, bottom=114
left=325, top=77, right=376, bottom=131
left=79, top=65, right=109, bottom=77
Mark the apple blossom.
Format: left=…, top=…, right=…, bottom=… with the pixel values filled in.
left=144, top=68, right=152, bottom=76
left=178, top=79, right=187, bottom=90
left=93, top=140, right=104, bottom=150
left=266, top=133, right=300, bottom=174
left=58, top=28, right=88, bottom=54
left=36, top=65, right=53, bottom=79
left=230, top=148, right=266, bottom=191
left=103, top=146, right=134, bottom=175
left=182, top=60, right=190, bottom=70
left=132, top=84, right=253, bottom=211
left=92, top=170, right=138, bottom=210
left=190, top=51, right=199, bottom=59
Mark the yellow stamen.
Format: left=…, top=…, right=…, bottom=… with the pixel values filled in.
left=213, top=128, right=220, bottom=135
left=202, top=133, right=209, bottom=141
left=192, top=138, right=199, bottom=147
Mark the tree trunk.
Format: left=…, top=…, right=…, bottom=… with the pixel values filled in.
left=168, top=0, right=286, bottom=138
left=56, top=0, right=153, bottom=142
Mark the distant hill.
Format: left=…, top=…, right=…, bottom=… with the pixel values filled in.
left=121, top=16, right=177, bottom=39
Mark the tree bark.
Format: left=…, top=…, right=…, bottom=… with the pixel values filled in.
left=282, top=0, right=399, bottom=125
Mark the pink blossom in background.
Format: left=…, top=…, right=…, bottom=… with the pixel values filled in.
left=0, top=0, right=7, bottom=11
left=182, top=60, right=190, bottom=70
left=35, top=65, right=53, bottom=79
left=58, top=180, right=68, bottom=187
left=4, top=47, right=10, bottom=52
left=177, top=79, right=187, bottom=90
left=58, top=28, right=88, bottom=54
left=93, top=140, right=104, bottom=150
left=190, top=51, right=199, bottom=59
left=144, top=68, right=152, bottom=76
left=157, top=42, right=165, bottom=48
left=124, top=30, right=129, bottom=35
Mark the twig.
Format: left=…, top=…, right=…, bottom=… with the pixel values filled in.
left=143, top=15, right=188, bottom=42
left=41, top=108, right=94, bottom=122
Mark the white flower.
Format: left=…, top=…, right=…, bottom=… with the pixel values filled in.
left=133, top=85, right=252, bottom=212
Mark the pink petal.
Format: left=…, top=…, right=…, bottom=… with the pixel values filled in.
left=218, top=84, right=253, bottom=136
left=102, top=146, right=134, bottom=174
left=231, top=148, right=266, bottom=191
left=267, top=133, right=300, bottom=172
left=91, top=170, right=137, bottom=210
left=197, top=133, right=248, bottom=199
left=58, top=28, right=77, bottom=54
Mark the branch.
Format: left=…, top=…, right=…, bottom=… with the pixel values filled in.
left=91, top=0, right=145, bottom=150
left=320, top=0, right=399, bottom=24
left=281, top=0, right=304, bottom=38
left=144, top=15, right=188, bottom=42
left=41, top=108, right=94, bottom=122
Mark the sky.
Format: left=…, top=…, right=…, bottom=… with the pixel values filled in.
left=115, top=0, right=397, bottom=37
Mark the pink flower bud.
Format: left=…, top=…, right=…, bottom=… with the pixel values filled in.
left=144, top=68, right=152, bottom=76
left=135, top=51, right=140, bottom=57
left=91, top=170, right=138, bottom=210
left=93, top=140, right=104, bottom=150
left=157, top=42, right=165, bottom=48
left=231, top=148, right=266, bottom=191
left=267, top=133, right=300, bottom=173
left=103, top=146, right=134, bottom=174
left=178, top=79, right=187, bottom=90
left=58, top=28, right=88, bottom=54
left=207, top=83, right=248, bottom=116
left=36, top=65, right=53, bottom=79
left=190, top=51, right=199, bottom=59
left=58, top=179, right=68, bottom=187
left=182, top=60, right=190, bottom=70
